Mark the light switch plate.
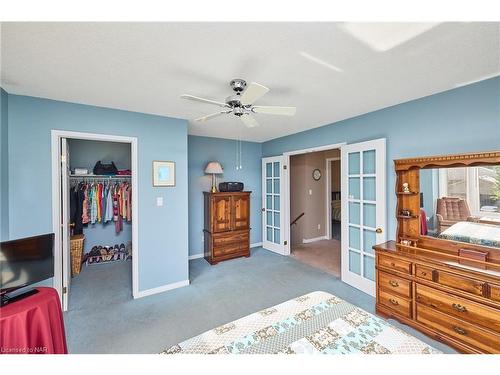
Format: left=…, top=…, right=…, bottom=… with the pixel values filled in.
left=156, top=197, right=164, bottom=207
left=309, top=189, right=312, bottom=195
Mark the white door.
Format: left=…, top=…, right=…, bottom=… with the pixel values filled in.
left=341, top=138, right=386, bottom=296
left=262, top=156, right=286, bottom=255
left=60, top=138, right=71, bottom=311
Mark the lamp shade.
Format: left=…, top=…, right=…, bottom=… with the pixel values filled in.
left=205, top=161, right=223, bottom=174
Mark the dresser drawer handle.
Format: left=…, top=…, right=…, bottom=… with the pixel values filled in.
left=452, top=303, right=467, bottom=313
left=420, top=271, right=427, bottom=276
left=390, top=262, right=396, bottom=267
left=453, top=326, right=467, bottom=335
left=388, top=298, right=399, bottom=306
left=389, top=280, right=399, bottom=287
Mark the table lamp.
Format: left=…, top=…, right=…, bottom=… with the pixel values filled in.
left=205, top=161, right=223, bottom=193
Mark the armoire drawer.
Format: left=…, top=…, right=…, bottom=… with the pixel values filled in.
left=213, top=231, right=248, bottom=247
left=378, top=289, right=411, bottom=318
left=378, top=271, right=411, bottom=298
left=378, top=254, right=412, bottom=275
left=213, top=243, right=242, bottom=257
left=415, top=284, right=500, bottom=332
left=416, top=304, right=500, bottom=353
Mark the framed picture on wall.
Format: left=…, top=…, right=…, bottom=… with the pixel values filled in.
left=152, top=161, right=175, bottom=187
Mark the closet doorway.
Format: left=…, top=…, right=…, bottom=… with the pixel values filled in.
left=51, top=131, right=138, bottom=311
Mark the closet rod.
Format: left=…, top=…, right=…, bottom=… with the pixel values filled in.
left=69, top=174, right=131, bottom=179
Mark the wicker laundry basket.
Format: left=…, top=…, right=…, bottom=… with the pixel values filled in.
left=70, top=234, right=85, bottom=276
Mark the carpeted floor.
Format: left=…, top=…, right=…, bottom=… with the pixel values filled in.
left=64, top=247, right=456, bottom=354
left=291, top=239, right=341, bottom=277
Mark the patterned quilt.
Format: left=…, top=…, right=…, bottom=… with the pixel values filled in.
left=162, top=291, right=439, bottom=354
left=439, top=221, right=500, bottom=248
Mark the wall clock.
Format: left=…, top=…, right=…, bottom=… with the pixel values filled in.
left=312, top=168, right=322, bottom=181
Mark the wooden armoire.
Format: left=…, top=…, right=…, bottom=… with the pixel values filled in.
left=203, top=191, right=251, bottom=265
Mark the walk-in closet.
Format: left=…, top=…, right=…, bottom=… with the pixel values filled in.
left=64, top=138, right=133, bottom=309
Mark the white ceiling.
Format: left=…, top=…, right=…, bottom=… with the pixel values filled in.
left=1, top=22, right=499, bottom=142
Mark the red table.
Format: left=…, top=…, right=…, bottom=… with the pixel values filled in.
left=0, top=287, right=68, bottom=354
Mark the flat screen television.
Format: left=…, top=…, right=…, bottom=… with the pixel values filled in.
left=0, top=233, right=54, bottom=297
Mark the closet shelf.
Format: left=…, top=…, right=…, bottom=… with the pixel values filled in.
left=69, top=174, right=131, bottom=179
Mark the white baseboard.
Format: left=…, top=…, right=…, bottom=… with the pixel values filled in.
left=188, top=253, right=204, bottom=260
left=302, top=236, right=327, bottom=244
left=134, top=279, right=190, bottom=299
left=250, top=242, right=263, bottom=248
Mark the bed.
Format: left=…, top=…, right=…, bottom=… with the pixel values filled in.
left=162, top=291, right=439, bottom=354
left=331, top=191, right=341, bottom=222
left=439, top=221, right=500, bottom=248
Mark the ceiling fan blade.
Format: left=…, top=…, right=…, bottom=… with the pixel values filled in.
left=240, top=82, right=269, bottom=105
left=181, top=94, right=229, bottom=108
left=194, top=110, right=231, bottom=122
left=240, top=114, right=260, bottom=128
left=252, top=106, right=296, bottom=116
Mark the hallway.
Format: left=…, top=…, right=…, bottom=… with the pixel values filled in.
left=290, top=239, right=341, bottom=277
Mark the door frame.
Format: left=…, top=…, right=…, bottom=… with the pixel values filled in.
left=325, top=157, right=341, bottom=240
left=51, top=130, right=139, bottom=308
left=282, top=142, right=346, bottom=255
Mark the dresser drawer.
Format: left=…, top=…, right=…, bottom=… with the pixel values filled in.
left=378, top=254, right=412, bottom=275
left=378, top=271, right=411, bottom=298
left=416, top=284, right=500, bottom=332
left=490, top=284, right=500, bottom=303
left=415, top=264, right=434, bottom=281
left=436, top=270, right=485, bottom=297
left=378, top=289, right=411, bottom=318
left=416, top=304, right=500, bottom=353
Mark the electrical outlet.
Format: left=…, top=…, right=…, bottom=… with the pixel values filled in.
left=309, top=189, right=312, bottom=195
left=201, top=235, right=204, bottom=242
left=156, top=197, right=163, bottom=207
left=318, top=224, right=321, bottom=230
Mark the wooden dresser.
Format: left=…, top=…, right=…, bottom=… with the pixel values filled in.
left=375, top=241, right=500, bottom=353
left=374, top=151, right=500, bottom=353
left=203, top=191, right=251, bottom=265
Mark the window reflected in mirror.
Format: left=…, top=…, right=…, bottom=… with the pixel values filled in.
left=420, top=165, right=500, bottom=248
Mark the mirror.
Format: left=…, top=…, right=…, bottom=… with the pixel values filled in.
left=419, top=165, right=500, bottom=248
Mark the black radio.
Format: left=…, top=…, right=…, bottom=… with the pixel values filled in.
left=219, top=182, right=244, bottom=192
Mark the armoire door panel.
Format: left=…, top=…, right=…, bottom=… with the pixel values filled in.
left=232, top=194, right=250, bottom=230
left=212, top=196, right=232, bottom=232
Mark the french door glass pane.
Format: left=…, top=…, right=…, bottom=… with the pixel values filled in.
left=363, top=177, right=376, bottom=201
left=363, top=229, right=375, bottom=254
left=274, top=212, right=280, bottom=227
left=349, top=177, right=360, bottom=199
left=349, top=251, right=361, bottom=275
left=273, top=179, right=280, bottom=194
left=266, top=163, right=273, bottom=178
left=363, top=203, right=376, bottom=228
left=349, top=202, right=360, bottom=224
left=266, top=179, right=272, bottom=193
left=273, top=195, right=280, bottom=211
left=266, top=195, right=272, bottom=209
left=363, top=255, right=375, bottom=281
left=273, top=162, right=280, bottom=177
left=349, top=226, right=360, bottom=250
left=348, top=152, right=360, bottom=174
left=266, top=211, right=272, bottom=226
left=274, top=229, right=280, bottom=244
left=267, top=226, right=273, bottom=241
left=363, top=150, right=376, bottom=174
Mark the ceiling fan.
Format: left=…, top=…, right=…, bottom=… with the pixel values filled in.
left=181, top=79, right=296, bottom=128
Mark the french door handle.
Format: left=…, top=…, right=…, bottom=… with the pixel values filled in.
left=376, top=228, right=383, bottom=234
left=261, top=208, right=266, bottom=212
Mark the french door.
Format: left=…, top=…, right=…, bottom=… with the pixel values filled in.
left=262, top=156, right=286, bottom=255
left=341, top=138, right=386, bottom=296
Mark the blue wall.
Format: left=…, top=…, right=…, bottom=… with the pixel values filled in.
left=7, top=94, right=189, bottom=291
left=263, top=77, right=500, bottom=241
left=188, top=136, right=262, bottom=256
left=68, top=139, right=132, bottom=253
left=0, top=88, right=8, bottom=240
